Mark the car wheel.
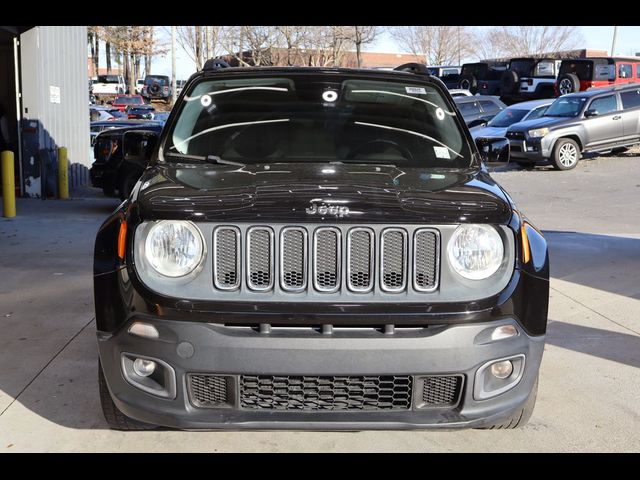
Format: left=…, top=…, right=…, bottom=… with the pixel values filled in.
left=458, top=74, right=478, bottom=94
left=98, top=361, right=157, bottom=431
left=557, top=73, right=580, bottom=95
left=119, top=170, right=141, bottom=200
left=551, top=138, right=581, bottom=170
left=477, top=377, right=538, bottom=429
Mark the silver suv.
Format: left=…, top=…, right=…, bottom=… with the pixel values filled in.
left=506, top=83, right=640, bottom=170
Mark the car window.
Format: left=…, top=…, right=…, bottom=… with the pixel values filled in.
left=457, top=101, right=481, bottom=115
left=618, top=64, right=633, bottom=79
left=637, top=65, right=640, bottom=79
left=443, top=69, right=459, bottom=76
left=165, top=74, right=473, bottom=168
left=588, top=95, right=618, bottom=115
left=594, top=64, right=615, bottom=81
left=620, top=89, right=640, bottom=110
left=525, top=105, right=549, bottom=121
left=479, top=100, right=500, bottom=114
left=546, top=97, right=587, bottom=117
left=534, top=61, right=555, bottom=77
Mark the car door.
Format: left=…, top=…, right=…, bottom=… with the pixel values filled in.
left=619, top=88, right=640, bottom=144
left=582, top=94, right=623, bottom=149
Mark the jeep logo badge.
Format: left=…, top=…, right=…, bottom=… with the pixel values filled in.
left=306, top=202, right=350, bottom=217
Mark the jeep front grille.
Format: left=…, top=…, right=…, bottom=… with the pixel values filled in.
left=211, top=224, right=440, bottom=295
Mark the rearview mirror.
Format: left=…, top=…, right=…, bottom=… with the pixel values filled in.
left=475, top=137, right=510, bottom=166
left=123, top=130, right=158, bottom=167
left=584, top=109, right=599, bottom=118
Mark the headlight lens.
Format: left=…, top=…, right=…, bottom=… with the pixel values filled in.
left=447, top=225, right=504, bottom=280
left=528, top=127, right=549, bottom=138
left=144, top=221, right=204, bottom=277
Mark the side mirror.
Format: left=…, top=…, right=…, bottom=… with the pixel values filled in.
left=584, top=109, right=599, bottom=118
left=475, top=137, right=510, bottom=166
left=123, top=130, right=158, bottom=167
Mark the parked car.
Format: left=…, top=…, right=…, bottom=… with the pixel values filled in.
left=135, top=78, right=145, bottom=94
left=506, top=83, right=640, bottom=170
left=111, top=94, right=146, bottom=112
left=92, top=74, right=127, bottom=103
left=90, top=123, right=163, bottom=199
left=454, top=95, right=507, bottom=127
left=499, top=58, right=561, bottom=104
left=141, top=74, right=172, bottom=103
left=176, top=79, right=187, bottom=96
left=127, top=106, right=156, bottom=120
left=427, top=65, right=461, bottom=89
left=94, top=64, right=549, bottom=431
left=458, top=62, right=507, bottom=95
left=556, top=57, right=640, bottom=96
left=470, top=99, right=553, bottom=140
left=448, top=88, right=474, bottom=98
left=90, top=106, right=127, bottom=123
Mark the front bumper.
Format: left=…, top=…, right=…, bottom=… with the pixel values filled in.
left=508, top=137, right=551, bottom=161
left=98, top=317, right=545, bottom=430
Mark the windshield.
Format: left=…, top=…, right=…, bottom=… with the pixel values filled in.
left=98, top=75, right=121, bottom=83
left=487, top=108, right=528, bottom=127
left=545, top=96, right=587, bottom=117
left=163, top=73, right=472, bottom=168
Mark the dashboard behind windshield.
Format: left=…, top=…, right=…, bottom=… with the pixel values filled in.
left=163, top=73, right=473, bottom=168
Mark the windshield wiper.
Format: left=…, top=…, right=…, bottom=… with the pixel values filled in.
left=206, top=155, right=246, bottom=167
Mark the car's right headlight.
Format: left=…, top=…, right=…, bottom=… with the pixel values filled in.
left=144, top=220, right=205, bottom=277
left=527, top=127, right=549, bottom=138
left=447, top=224, right=504, bottom=280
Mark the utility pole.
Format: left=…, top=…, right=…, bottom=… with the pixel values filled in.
left=171, top=25, right=177, bottom=105
left=611, top=25, right=618, bottom=56
left=457, top=26, right=461, bottom=65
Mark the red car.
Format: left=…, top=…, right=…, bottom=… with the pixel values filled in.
left=111, top=94, right=146, bottom=112
left=556, top=57, right=640, bottom=96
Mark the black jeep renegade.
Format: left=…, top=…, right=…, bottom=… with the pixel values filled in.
left=94, top=62, right=549, bottom=430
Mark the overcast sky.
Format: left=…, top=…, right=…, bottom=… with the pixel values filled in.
left=144, top=26, right=640, bottom=80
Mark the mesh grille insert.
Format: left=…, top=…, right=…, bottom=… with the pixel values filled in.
left=314, top=229, right=339, bottom=291
left=214, top=227, right=239, bottom=290
left=414, top=229, right=438, bottom=291
left=348, top=229, right=373, bottom=291
left=187, top=374, right=230, bottom=407
left=281, top=228, right=306, bottom=291
left=420, top=375, right=463, bottom=407
left=247, top=228, right=273, bottom=290
left=381, top=229, right=406, bottom=291
left=241, top=375, right=412, bottom=411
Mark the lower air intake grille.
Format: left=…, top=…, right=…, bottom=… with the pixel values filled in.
left=420, top=375, right=463, bottom=407
left=187, top=374, right=232, bottom=408
left=240, top=375, right=412, bottom=411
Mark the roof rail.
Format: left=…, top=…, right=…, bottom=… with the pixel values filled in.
left=203, top=58, right=231, bottom=71
left=393, top=62, right=430, bottom=75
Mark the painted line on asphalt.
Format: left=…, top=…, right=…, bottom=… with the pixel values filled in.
left=0, top=317, right=96, bottom=418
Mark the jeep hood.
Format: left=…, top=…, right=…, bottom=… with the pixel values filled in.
left=136, top=162, right=513, bottom=224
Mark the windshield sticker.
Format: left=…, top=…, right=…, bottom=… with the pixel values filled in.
left=322, top=90, right=338, bottom=102
left=435, top=108, right=445, bottom=120
left=433, top=146, right=451, bottom=159
left=201, top=94, right=212, bottom=107
left=405, top=86, right=426, bottom=94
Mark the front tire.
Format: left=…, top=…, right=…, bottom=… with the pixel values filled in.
left=478, top=377, right=538, bottom=429
left=99, top=361, right=157, bottom=431
left=551, top=138, right=581, bottom=170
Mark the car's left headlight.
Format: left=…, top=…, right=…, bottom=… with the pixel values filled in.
left=447, top=224, right=505, bottom=280
left=144, top=220, right=205, bottom=277
left=528, top=127, right=549, bottom=138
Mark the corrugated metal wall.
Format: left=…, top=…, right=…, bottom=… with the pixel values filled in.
left=20, top=26, right=90, bottom=196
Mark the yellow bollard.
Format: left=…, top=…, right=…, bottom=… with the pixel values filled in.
left=1, top=150, right=16, bottom=218
left=58, top=146, right=69, bottom=200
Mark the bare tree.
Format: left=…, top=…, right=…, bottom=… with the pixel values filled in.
left=175, top=26, right=222, bottom=70
left=274, top=26, right=309, bottom=66
left=345, top=26, right=379, bottom=67
left=491, top=26, right=583, bottom=58
left=389, top=26, right=475, bottom=65
left=218, top=26, right=280, bottom=66
left=88, top=26, right=101, bottom=77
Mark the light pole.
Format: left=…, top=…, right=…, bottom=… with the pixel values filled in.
left=611, top=26, right=618, bottom=56
left=171, top=26, right=176, bottom=105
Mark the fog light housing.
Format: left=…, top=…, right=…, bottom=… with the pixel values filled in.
left=133, top=358, right=156, bottom=377
left=490, top=360, right=513, bottom=379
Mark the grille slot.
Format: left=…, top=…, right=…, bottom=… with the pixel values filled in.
left=213, top=226, right=240, bottom=290
left=347, top=228, right=374, bottom=292
left=187, top=374, right=232, bottom=408
left=313, top=228, right=341, bottom=292
left=240, top=375, right=412, bottom=411
left=413, top=229, right=439, bottom=292
left=419, top=375, right=463, bottom=408
left=380, top=228, right=407, bottom=292
left=280, top=227, right=307, bottom=292
left=247, top=227, right=274, bottom=291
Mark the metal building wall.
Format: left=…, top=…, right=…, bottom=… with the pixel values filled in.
left=20, top=26, right=89, bottom=196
